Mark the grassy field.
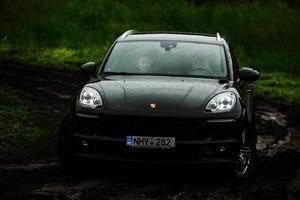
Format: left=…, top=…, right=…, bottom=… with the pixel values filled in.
left=0, top=0, right=299, bottom=103
left=0, top=86, right=41, bottom=162
left=0, top=0, right=300, bottom=72
left=255, top=72, right=300, bottom=104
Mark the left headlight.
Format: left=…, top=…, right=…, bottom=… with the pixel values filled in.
left=79, top=87, right=103, bottom=108
left=205, top=92, right=236, bottom=113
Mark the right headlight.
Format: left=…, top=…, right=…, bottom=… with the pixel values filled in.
left=79, top=87, right=103, bottom=108
left=205, top=92, right=236, bottom=113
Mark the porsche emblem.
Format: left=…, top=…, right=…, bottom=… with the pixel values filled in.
left=150, top=103, right=157, bottom=109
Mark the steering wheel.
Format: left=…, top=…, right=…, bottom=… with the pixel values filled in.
left=187, top=67, right=214, bottom=76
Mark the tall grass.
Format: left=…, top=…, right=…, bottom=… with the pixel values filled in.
left=0, top=0, right=299, bottom=73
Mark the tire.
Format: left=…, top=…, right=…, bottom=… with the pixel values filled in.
left=58, top=115, right=79, bottom=171
left=232, top=126, right=257, bottom=179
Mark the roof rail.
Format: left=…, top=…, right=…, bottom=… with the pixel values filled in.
left=131, top=31, right=216, bottom=37
left=216, top=32, right=221, bottom=41
left=120, top=30, right=137, bottom=38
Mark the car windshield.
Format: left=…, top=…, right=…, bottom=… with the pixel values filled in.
left=103, top=40, right=227, bottom=79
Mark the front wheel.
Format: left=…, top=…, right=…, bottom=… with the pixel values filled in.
left=233, top=129, right=257, bottom=179
left=58, top=115, right=79, bottom=171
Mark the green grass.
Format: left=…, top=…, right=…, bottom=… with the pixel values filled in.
left=0, top=42, right=108, bottom=71
left=255, top=72, right=300, bottom=104
left=0, top=86, right=41, bottom=162
left=0, top=0, right=300, bottom=73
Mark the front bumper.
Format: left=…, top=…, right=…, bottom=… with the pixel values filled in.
left=69, top=113, right=241, bottom=164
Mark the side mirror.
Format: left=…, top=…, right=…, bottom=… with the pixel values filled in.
left=80, top=62, right=96, bottom=75
left=239, top=67, right=259, bottom=82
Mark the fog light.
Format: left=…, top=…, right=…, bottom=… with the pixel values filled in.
left=81, top=140, right=89, bottom=147
left=218, top=146, right=226, bottom=153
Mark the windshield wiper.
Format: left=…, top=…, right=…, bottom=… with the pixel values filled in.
left=218, top=78, right=229, bottom=84
left=103, top=71, right=228, bottom=81
left=102, top=71, right=140, bottom=75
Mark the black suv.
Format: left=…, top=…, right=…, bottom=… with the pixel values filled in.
left=59, top=30, right=259, bottom=178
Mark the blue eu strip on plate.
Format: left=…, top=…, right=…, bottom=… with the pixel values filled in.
left=126, top=136, right=133, bottom=147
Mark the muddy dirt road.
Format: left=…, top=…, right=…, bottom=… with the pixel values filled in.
left=0, top=63, right=300, bottom=200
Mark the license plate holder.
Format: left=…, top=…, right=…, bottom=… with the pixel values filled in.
left=126, top=136, right=175, bottom=149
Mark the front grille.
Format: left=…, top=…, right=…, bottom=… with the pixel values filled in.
left=75, top=115, right=236, bottom=140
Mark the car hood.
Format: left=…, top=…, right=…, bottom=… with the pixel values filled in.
left=83, top=75, right=233, bottom=117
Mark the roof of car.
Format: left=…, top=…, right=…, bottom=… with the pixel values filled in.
left=118, top=30, right=226, bottom=44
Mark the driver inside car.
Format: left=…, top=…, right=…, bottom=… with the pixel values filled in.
left=188, top=54, right=212, bottom=76
left=137, top=56, right=152, bottom=73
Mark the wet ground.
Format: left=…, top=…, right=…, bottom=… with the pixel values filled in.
left=0, top=63, right=300, bottom=200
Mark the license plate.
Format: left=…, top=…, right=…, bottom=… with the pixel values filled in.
left=126, top=136, right=175, bottom=149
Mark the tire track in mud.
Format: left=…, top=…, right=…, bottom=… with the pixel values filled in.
left=0, top=63, right=300, bottom=200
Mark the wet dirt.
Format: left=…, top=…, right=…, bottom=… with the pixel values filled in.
left=0, top=63, right=300, bottom=200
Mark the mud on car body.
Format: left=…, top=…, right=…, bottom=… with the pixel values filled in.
left=58, top=30, right=259, bottom=178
